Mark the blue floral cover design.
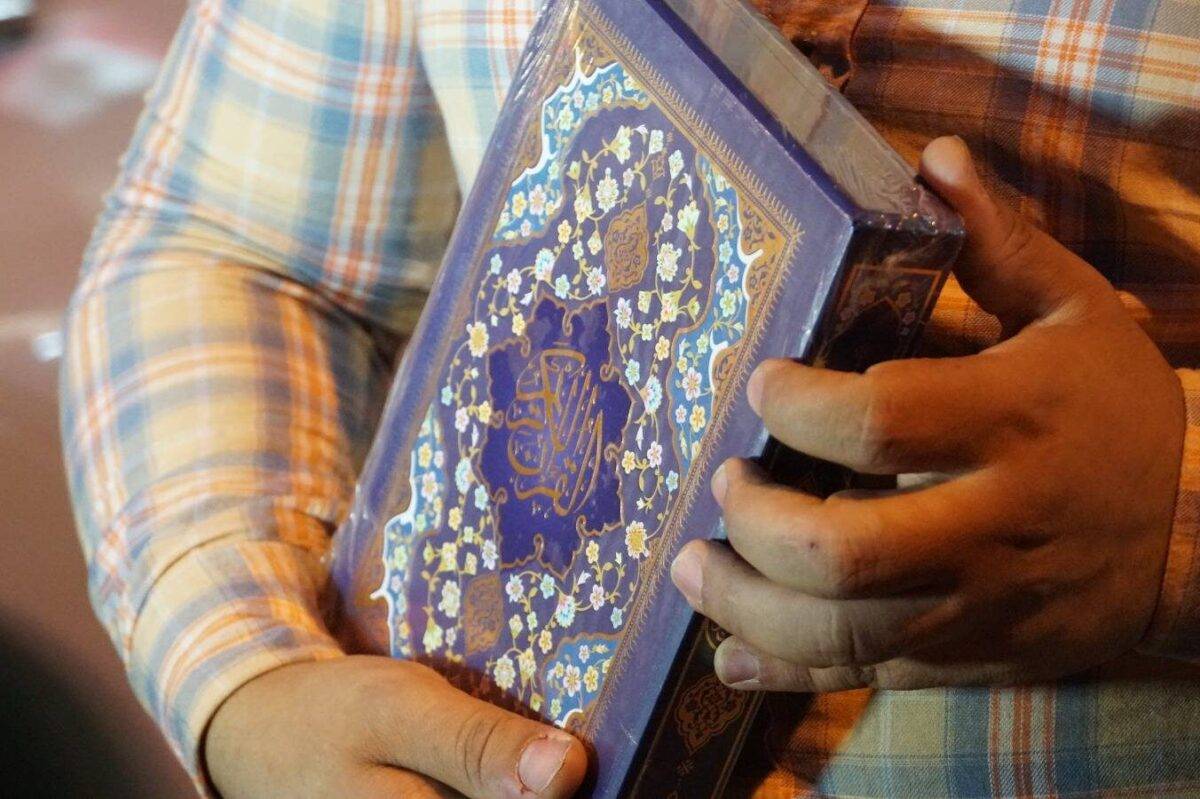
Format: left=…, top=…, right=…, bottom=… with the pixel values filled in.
left=332, top=1, right=960, bottom=795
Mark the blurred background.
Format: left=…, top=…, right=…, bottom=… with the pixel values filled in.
left=0, top=0, right=193, bottom=794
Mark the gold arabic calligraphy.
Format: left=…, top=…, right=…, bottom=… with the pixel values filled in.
left=505, top=348, right=606, bottom=518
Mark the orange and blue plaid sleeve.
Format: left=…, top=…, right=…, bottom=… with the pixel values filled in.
left=1143, top=368, right=1200, bottom=660
left=59, top=0, right=457, bottom=786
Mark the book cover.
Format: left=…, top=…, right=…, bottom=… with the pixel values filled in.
left=331, top=0, right=963, bottom=794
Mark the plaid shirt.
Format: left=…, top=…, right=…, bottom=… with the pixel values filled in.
left=60, top=0, right=1200, bottom=795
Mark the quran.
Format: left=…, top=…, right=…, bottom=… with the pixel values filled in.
left=331, top=0, right=963, bottom=794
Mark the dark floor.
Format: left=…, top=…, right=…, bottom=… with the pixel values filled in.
left=0, top=1, right=194, bottom=795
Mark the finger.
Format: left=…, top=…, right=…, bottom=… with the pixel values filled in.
left=670, top=539, right=953, bottom=667
left=376, top=664, right=587, bottom=799
left=716, top=459, right=993, bottom=598
left=713, top=638, right=1019, bottom=692
left=747, top=355, right=1012, bottom=474
left=919, top=136, right=1113, bottom=330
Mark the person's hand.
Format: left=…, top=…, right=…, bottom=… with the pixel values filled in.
left=206, top=655, right=587, bottom=798
left=669, top=136, right=1187, bottom=692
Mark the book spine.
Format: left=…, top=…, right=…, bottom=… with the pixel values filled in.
left=617, top=222, right=958, bottom=798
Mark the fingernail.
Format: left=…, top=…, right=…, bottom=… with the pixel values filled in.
left=670, top=546, right=704, bottom=609
left=517, top=735, right=571, bottom=794
left=717, top=642, right=761, bottom=688
left=746, top=364, right=766, bottom=415
left=711, top=462, right=728, bottom=507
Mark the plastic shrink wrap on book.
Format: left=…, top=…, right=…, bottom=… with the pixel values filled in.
left=331, top=0, right=963, bottom=795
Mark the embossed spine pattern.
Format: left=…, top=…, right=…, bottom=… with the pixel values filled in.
left=329, top=1, right=963, bottom=796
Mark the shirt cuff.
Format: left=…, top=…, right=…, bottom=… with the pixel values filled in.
left=127, top=540, right=345, bottom=795
left=1140, top=368, right=1200, bottom=660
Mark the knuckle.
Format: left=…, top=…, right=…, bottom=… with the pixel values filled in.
left=993, top=208, right=1041, bottom=268
left=452, top=706, right=505, bottom=792
left=818, top=525, right=883, bottom=598
left=855, top=372, right=912, bottom=472
left=811, top=608, right=888, bottom=667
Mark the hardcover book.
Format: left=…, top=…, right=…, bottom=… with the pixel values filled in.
left=331, top=0, right=963, bottom=794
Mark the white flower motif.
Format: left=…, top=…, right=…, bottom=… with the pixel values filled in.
left=534, top=247, right=555, bottom=281
left=438, top=581, right=461, bottom=617
left=648, top=129, right=664, bottom=154
left=454, top=407, right=470, bottom=433
left=647, top=440, right=663, bottom=468
left=625, top=360, right=640, bottom=384
left=455, top=459, right=473, bottom=494
left=666, top=471, right=679, bottom=491
left=493, top=656, right=517, bottom=691
left=505, top=574, right=524, bottom=603
left=610, top=607, right=624, bottom=629
left=669, top=149, right=684, bottom=178
left=528, top=184, right=547, bottom=216
left=683, top=367, right=703, bottom=400
left=563, top=664, right=583, bottom=697
left=554, top=275, right=570, bottom=298
left=474, top=484, right=489, bottom=510
left=557, top=106, right=575, bottom=131
left=490, top=253, right=503, bottom=274
left=615, top=297, right=633, bottom=329
left=420, top=472, right=439, bottom=503
left=596, top=170, right=619, bottom=213
left=481, top=539, right=498, bottom=570
left=587, top=269, right=606, bottom=295
left=589, top=584, right=605, bottom=610
left=506, top=268, right=522, bottom=295
left=660, top=211, right=674, bottom=232
left=656, top=242, right=681, bottom=282
left=540, top=574, right=555, bottom=599
left=640, top=375, right=662, bottom=413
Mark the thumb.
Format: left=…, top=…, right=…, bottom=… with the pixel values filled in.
left=919, top=135, right=1107, bottom=330
left=383, top=665, right=587, bottom=799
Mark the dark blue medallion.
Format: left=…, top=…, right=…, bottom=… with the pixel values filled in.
left=480, top=298, right=632, bottom=576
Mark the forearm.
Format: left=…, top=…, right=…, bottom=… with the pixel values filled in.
left=61, top=251, right=397, bottom=780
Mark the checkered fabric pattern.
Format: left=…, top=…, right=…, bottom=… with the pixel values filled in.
left=60, top=0, right=1200, bottom=795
